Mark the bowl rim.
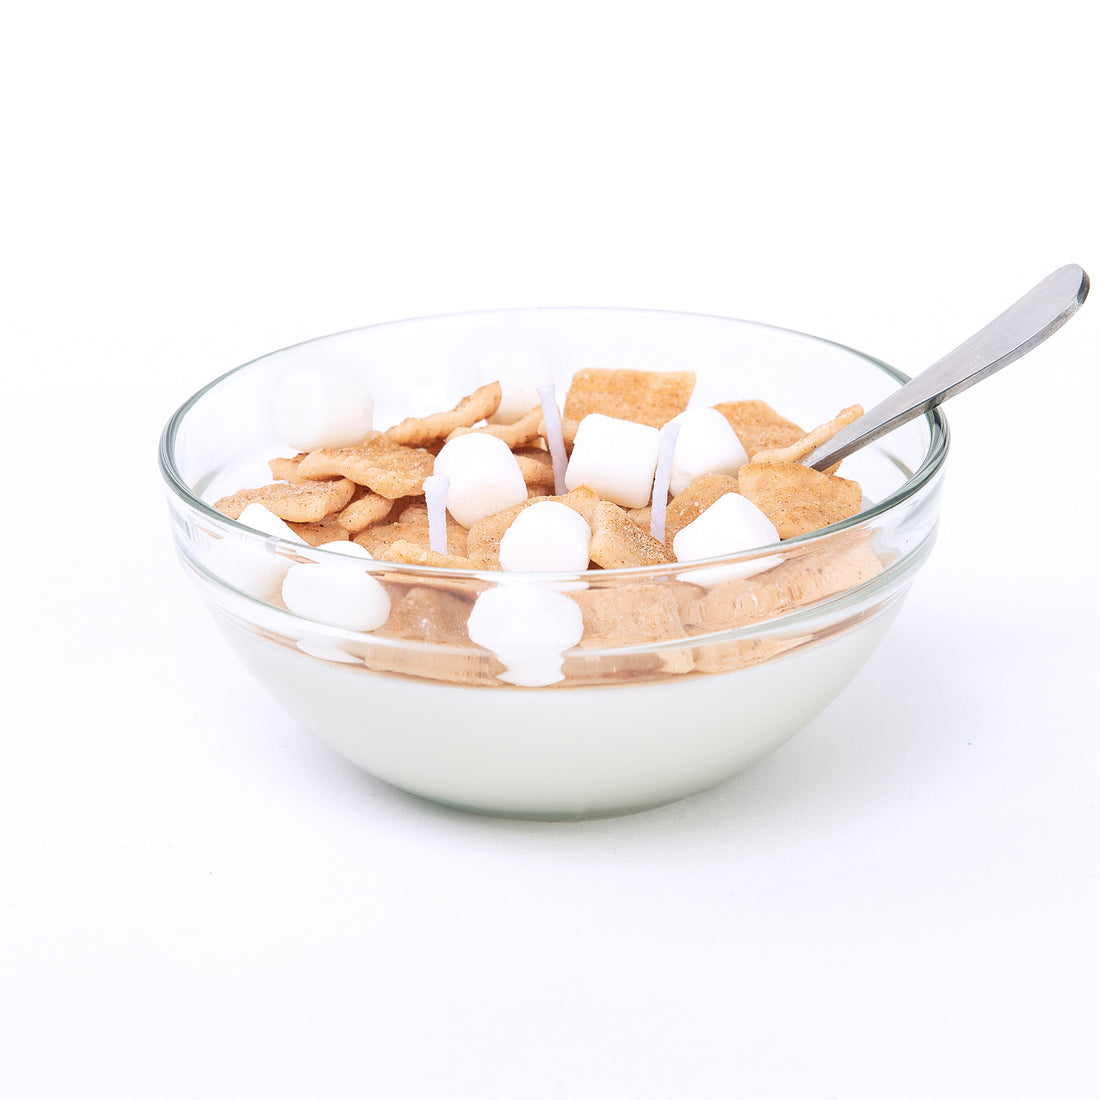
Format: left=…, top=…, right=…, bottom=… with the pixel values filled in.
left=158, top=305, right=950, bottom=583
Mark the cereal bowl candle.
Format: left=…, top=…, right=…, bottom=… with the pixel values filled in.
left=161, top=308, right=948, bottom=819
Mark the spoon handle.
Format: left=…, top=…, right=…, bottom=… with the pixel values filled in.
left=804, top=264, right=1090, bottom=471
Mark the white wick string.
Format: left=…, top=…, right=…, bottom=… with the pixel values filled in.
left=650, top=420, right=680, bottom=544
left=538, top=384, right=567, bottom=495
left=423, top=475, right=450, bottom=554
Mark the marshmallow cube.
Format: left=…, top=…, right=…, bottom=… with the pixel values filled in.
left=433, top=433, right=529, bottom=528
left=668, top=407, right=749, bottom=496
left=281, top=560, right=391, bottom=632
left=499, top=501, right=592, bottom=573
left=235, top=502, right=307, bottom=543
left=205, top=538, right=292, bottom=601
left=274, top=368, right=374, bottom=453
left=672, top=492, right=782, bottom=586
left=205, top=503, right=305, bottom=600
left=467, top=583, right=585, bottom=687
left=564, top=414, right=661, bottom=509
left=317, top=540, right=373, bottom=560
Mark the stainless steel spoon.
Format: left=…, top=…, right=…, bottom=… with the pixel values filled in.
left=802, top=263, right=1090, bottom=471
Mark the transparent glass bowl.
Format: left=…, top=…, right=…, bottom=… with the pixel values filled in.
left=160, top=308, right=948, bottom=819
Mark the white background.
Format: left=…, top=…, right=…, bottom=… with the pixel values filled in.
left=3, top=2, right=1098, bottom=1097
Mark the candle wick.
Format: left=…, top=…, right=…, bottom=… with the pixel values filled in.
left=423, top=475, right=450, bottom=555
left=538, top=384, right=567, bottom=496
left=650, top=420, right=680, bottom=544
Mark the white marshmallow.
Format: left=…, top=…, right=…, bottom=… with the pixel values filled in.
left=274, top=368, right=374, bottom=452
left=564, top=413, right=661, bottom=509
left=478, top=346, right=554, bottom=424
left=205, top=538, right=291, bottom=601
left=317, top=539, right=373, bottom=559
left=433, top=433, right=528, bottom=528
left=205, top=503, right=303, bottom=600
left=499, top=501, right=592, bottom=573
left=467, top=583, right=584, bottom=687
left=672, top=492, right=781, bottom=586
left=281, top=560, right=391, bottom=632
left=235, top=502, right=307, bottom=543
left=668, top=407, right=749, bottom=496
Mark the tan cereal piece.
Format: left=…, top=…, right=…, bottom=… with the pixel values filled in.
left=465, top=500, right=532, bottom=569
left=384, top=381, right=502, bottom=446
left=269, top=454, right=310, bottom=483
left=366, top=586, right=493, bottom=684
left=563, top=369, right=695, bottom=428
left=588, top=501, right=675, bottom=569
left=214, top=477, right=356, bottom=524
left=736, top=461, right=863, bottom=538
left=692, top=635, right=807, bottom=674
left=513, top=446, right=556, bottom=490
left=680, top=531, right=884, bottom=635
left=446, top=404, right=544, bottom=448
left=750, top=405, right=863, bottom=467
left=464, top=486, right=601, bottom=570
left=572, top=584, right=694, bottom=675
left=356, top=519, right=469, bottom=560
left=664, top=474, right=739, bottom=546
left=377, top=540, right=475, bottom=570
left=556, top=484, right=601, bottom=528
left=337, top=490, right=395, bottom=534
left=571, top=583, right=687, bottom=647
left=541, top=415, right=579, bottom=450
left=395, top=500, right=431, bottom=523
left=287, top=515, right=352, bottom=546
left=375, top=586, right=474, bottom=646
left=297, top=435, right=436, bottom=499
left=712, top=400, right=805, bottom=457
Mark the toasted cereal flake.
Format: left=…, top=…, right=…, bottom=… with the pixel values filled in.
left=572, top=584, right=687, bottom=647
left=588, top=501, right=675, bottom=569
left=712, top=400, right=805, bottom=458
left=356, top=519, right=469, bottom=560
left=663, top=473, right=739, bottom=546
left=376, top=586, right=474, bottom=646
left=514, top=447, right=556, bottom=491
left=556, top=485, right=601, bottom=528
left=287, top=515, right=353, bottom=546
left=337, top=489, right=395, bottom=534
left=680, top=531, right=884, bottom=634
left=367, top=587, right=492, bottom=684
left=541, top=414, right=580, bottom=450
left=214, top=478, right=356, bottom=523
left=750, top=405, right=863, bottom=467
left=563, top=369, right=695, bottom=428
left=297, top=435, right=435, bottom=499
left=378, top=540, right=474, bottom=570
left=445, top=404, right=544, bottom=448
left=736, top=461, right=862, bottom=538
left=685, top=535, right=882, bottom=670
left=385, top=382, right=502, bottom=446
left=692, top=636, right=807, bottom=673
left=465, top=500, right=532, bottom=570
left=571, top=583, right=696, bottom=675
left=269, top=454, right=310, bottom=483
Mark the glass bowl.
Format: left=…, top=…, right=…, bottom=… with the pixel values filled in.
left=160, top=308, right=948, bottom=819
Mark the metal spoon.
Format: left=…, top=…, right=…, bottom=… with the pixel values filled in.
left=802, top=263, right=1090, bottom=471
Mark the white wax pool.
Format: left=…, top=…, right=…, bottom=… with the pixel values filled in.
left=212, top=600, right=902, bottom=819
